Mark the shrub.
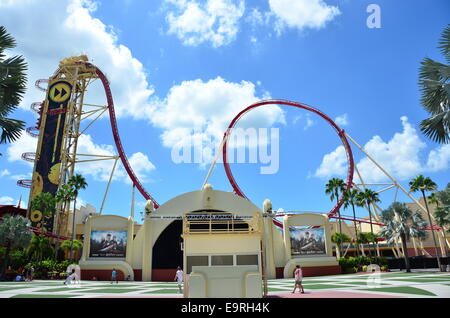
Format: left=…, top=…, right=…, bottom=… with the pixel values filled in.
left=9, top=250, right=27, bottom=270
left=339, top=256, right=388, bottom=273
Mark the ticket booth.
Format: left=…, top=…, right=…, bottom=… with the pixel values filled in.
left=182, top=187, right=265, bottom=298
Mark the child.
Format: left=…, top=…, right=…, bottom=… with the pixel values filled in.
left=111, top=268, right=118, bottom=284
left=292, top=265, right=305, bottom=294
left=174, top=266, right=183, bottom=294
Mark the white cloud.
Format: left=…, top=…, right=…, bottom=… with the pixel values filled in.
left=0, top=0, right=154, bottom=119
left=10, top=173, right=32, bottom=181
left=304, top=114, right=315, bottom=130
left=0, top=169, right=11, bottom=178
left=6, top=133, right=37, bottom=166
left=335, top=113, right=348, bottom=127
left=426, top=144, right=450, bottom=172
left=125, top=152, right=156, bottom=184
left=315, top=116, right=450, bottom=182
left=5, top=132, right=155, bottom=185
left=315, top=145, right=347, bottom=178
left=150, top=76, right=284, bottom=162
left=268, top=0, right=340, bottom=34
left=0, top=196, right=14, bottom=205
left=74, top=135, right=156, bottom=184
left=165, top=0, right=245, bottom=47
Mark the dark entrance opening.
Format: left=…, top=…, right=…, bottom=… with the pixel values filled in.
left=152, top=220, right=183, bottom=281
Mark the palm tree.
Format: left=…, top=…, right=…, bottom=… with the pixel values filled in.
left=68, top=174, right=87, bottom=260
left=60, top=239, right=83, bottom=260
left=0, top=215, right=32, bottom=278
left=331, top=232, right=351, bottom=259
left=379, top=202, right=428, bottom=272
left=430, top=190, right=450, bottom=257
left=357, top=189, right=380, bottom=255
left=27, top=235, right=54, bottom=262
left=343, top=188, right=361, bottom=256
left=418, top=24, right=450, bottom=144
left=357, top=232, right=370, bottom=257
left=325, top=178, right=346, bottom=235
left=31, top=192, right=57, bottom=230
left=409, top=175, right=442, bottom=270
left=0, top=26, right=27, bottom=148
left=55, top=184, right=75, bottom=237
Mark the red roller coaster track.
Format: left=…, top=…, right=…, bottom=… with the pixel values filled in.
left=222, top=99, right=355, bottom=223
left=18, top=62, right=160, bottom=209
left=82, top=62, right=160, bottom=209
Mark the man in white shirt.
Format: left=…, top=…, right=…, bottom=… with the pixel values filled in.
left=174, top=266, right=183, bottom=294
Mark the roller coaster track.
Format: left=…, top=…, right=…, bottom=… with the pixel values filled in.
left=17, top=62, right=160, bottom=209
left=86, top=62, right=160, bottom=209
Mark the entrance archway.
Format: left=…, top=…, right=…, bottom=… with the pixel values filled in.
left=151, top=220, right=183, bottom=281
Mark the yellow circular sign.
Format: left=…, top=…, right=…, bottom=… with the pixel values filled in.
left=49, top=82, right=71, bottom=103
left=31, top=210, right=43, bottom=222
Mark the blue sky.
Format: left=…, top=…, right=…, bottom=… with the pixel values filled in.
left=0, top=0, right=449, bottom=223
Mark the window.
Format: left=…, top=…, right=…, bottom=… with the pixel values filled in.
left=211, top=255, right=233, bottom=266
left=186, top=256, right=208, bottom=274
left=236, top=255, right=259, bottom=266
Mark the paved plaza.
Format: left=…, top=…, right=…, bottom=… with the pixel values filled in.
left=0, top=271, right=449, bottom=298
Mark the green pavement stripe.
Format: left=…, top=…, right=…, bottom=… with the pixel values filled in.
left=387, top=278, right=450, bottom=283
left=82, top=288, right=143, bottom=293
left=418, top=276, right=450, bottom=280
left=11, top=294, right=80, bottom=298
left=335, top=281, right=391, bottom=286
left=268, top=287, right=290, bottom=292
left=144, top=289, right=180, bottom=294
left=0, top=287, right=34, bottom=291
left=360, top=286, right=436, bottom=296
left=33, top=287, right=91, bottom=293
left=88, top=285, right=138, bottom=288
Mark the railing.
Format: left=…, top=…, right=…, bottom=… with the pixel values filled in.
left=183, top=212, right=261, bottom=235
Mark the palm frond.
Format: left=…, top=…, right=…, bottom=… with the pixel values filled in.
left=0, top=117, right=25, bottom=143
left=419, top=110, right=450, bottom=144
left=438, top=25, right=450, bottom=63
left=0, top=26, right=16, bottom=58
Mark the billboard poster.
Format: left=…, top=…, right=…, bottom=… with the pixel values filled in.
left=89, top=230, right=127, bottom=258
left=28, top=80, right=73, bottom=233
left=290, top=227, right=326, bottom=256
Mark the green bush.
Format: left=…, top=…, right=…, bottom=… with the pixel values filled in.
left=23, top=259, right=77, bottom=279
left=8, top=250, right=27, bottom=270
left=339, top=256, right=388, bottom=273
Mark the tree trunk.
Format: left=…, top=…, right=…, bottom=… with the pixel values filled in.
left=335, top=243, right=341, bottom=259
left=70, top=199, right=77, bottom=261
left=368, top=205, right=376, bottom=257
left=401, top=232, right=411, bottom=272
left=422, top=191, right=442, bottom=271
left=352, top=204, right=359, bottom=256
left=441, top=228, right=448, bottom=257
left=336, top=195, right=342, bottom=255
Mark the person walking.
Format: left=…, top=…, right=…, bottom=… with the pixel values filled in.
left=111, top=268, right=118, bottom=284
left=174, top=266, right=183, bottom=294
left=292, top=265, right=304, bottom=294
left=29, top=266, right=34, bottom=281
